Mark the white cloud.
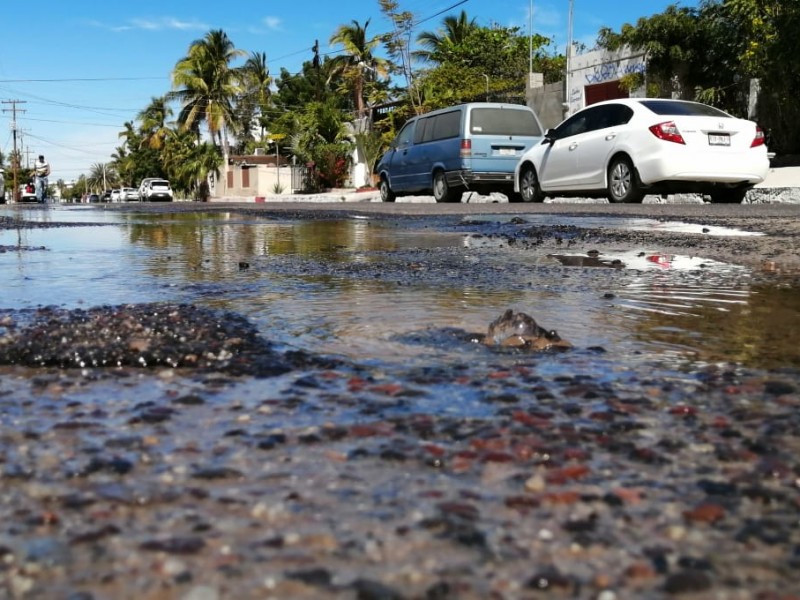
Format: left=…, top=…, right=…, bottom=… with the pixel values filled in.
left=262, top=16, right=282, bottom=31
left=88, top=17, right=209, bottom=32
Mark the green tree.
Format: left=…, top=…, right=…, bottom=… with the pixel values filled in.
left=378, top=0, right=421, bottom=111
left=597, top=5, right=704, bottom=99
left=273, top=58, right=344, bottom=112
left=236, top=51, right=273, bottom=144
left=110, top=145, right=136, bottom=187
left=290, top=99, right=353, bottom=189
left=162, top=131, right=223, bottom=201
left=597, top=0, right=800, bottom=153
left=723, top=0, right=800, bottom=153
left=137, top=96, right=173, bottom=151
left=87, top=163, right=118, bottom=193
left=414, top=10, right=478, bottom=63
left=414, top=24, right=562, bottom=110
left=116, top=117, right=167, bottom=185
left=170, top=29, right=246, bottom=156
left=329, top=19, right=390, bottom=119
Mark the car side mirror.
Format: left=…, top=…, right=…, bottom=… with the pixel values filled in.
left=544, top=129, right=557, bottom=145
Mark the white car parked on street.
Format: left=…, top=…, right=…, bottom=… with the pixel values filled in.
left=514, top=98, right=769, bottom=204
left=139, top=178, right=173, bottom=202
left=120, top=187, right=139, bottom=201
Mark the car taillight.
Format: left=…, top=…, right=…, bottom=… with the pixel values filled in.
left=751, top=126, right=765, bottom=148
left=460, top=139, right=472, bottom=158
left=649, top=121, right=685, bottom=145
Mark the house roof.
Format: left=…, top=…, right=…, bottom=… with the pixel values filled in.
left=228, top=154, right=291, bottom=167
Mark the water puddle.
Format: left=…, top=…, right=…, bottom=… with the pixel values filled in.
left=546, top=249, right=744, bottom=272
left=467, top=213, right=763, bottom=237
left=1, top=205, right=798, bottom=371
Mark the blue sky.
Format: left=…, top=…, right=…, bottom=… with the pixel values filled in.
left=0, top=0, right=697, bottom=182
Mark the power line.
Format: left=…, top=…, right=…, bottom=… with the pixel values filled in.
left=412, top=0, right=470, bottom=27
left=0, top=77, right=166, bottom=83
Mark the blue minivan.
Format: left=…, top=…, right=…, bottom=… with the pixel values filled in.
left=375, top=102, right=544, bottom=202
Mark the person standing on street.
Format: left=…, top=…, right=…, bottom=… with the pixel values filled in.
left=34, top=155, right=51, bottom=203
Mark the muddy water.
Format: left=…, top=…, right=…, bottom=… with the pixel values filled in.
left=3, top=204, right=800, bottom=599
left=2, top=204, right=799, bottom=371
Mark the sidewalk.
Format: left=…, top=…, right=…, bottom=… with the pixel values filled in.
left=749, top=165, right=800, bottom=202
left=756, top=165, right=800, bottom=188
left=211, top=167, right=800, bottom=204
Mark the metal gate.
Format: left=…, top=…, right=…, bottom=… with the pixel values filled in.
left=291, top=165, right=315, bottom=193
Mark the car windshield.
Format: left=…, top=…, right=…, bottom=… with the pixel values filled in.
left=639, top=100, right=731, bottom=118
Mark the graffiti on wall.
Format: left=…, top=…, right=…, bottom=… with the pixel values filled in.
left=585, top=59, right=646, bottom=85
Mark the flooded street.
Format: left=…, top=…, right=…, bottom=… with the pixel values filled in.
left=3, top=204, right=797, bottom=370
left=1, top=202, right=799, bottom=599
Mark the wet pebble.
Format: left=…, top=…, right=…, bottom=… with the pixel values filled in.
left=663, top=569, right=712, bottom=594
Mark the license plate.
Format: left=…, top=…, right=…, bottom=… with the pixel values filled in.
left=496, top=148, right=517, bottom=156
left=708, top=133, right=730, bottom=146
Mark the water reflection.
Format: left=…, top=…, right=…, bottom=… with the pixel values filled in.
left=1, top=207, right=798, bottom=370
left=546, top=249, right=746, bottom=273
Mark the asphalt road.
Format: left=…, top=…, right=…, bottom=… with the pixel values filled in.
left=104, top=199, right=800, bottom=278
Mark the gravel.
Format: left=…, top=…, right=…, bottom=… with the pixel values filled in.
left=1, top=202, right=799, bottom=599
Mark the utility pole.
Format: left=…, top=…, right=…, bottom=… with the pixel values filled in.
left=528, top=0, right=533, bottom=77
left=2, top=100, right=27, bottom=201
left=565, top=0, right=574, bottom=118
left=312, top=40, right=321, bottom=102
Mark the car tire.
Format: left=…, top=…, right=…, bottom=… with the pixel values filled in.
left=709, top=187, right=748, bottom=204
left=518, top=165, right=544, bottom=203
left=379, top=176, right=396, bottom=203
left=607, top=156, right=644, bottom=203
left=432, top=170, right=459, bottom=203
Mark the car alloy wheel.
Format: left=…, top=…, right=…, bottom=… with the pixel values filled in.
left=520, top=166, right=543, bottom=203
left=608, top=156, right=643, bottom=203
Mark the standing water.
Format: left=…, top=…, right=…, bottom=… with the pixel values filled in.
left=1, top=202, right=799, bottom=599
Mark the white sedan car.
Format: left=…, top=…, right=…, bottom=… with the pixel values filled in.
left=120, top=187, right=140, bottom=201
left=514, top=98, right=769, bottom=204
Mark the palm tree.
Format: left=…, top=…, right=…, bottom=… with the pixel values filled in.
left=181, top=142, right=223, bottom=201
left=414, top=10, right=478, bottom=63
left=240, top=51, right=273, bottom=140
left=328, top=19, right=389, bottom=119
left=169, top=29, right=245, bottom=156
left=136, top=97, right=173, bottom=151
left=87, top=162, right=117, bottom=192
left=110, top=146, right=136, bottom=186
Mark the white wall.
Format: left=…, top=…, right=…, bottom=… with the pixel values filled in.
left=566, top=46, right=647, bottom=115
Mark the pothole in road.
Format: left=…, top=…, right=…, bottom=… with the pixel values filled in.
left=463, top=214, right=764, bottom=237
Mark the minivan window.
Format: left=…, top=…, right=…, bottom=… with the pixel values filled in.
left=432, top=111, right=461, bottom=141
left=395, top=122, right=414, bottom=148
left=470, top=108, right=542, bottom=136
left=414, top=117, right=431, bottom=144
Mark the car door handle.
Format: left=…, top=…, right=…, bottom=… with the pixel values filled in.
left=568, top=142, right=578, bottom=151
left=605, top=133, right=617, bottom=141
